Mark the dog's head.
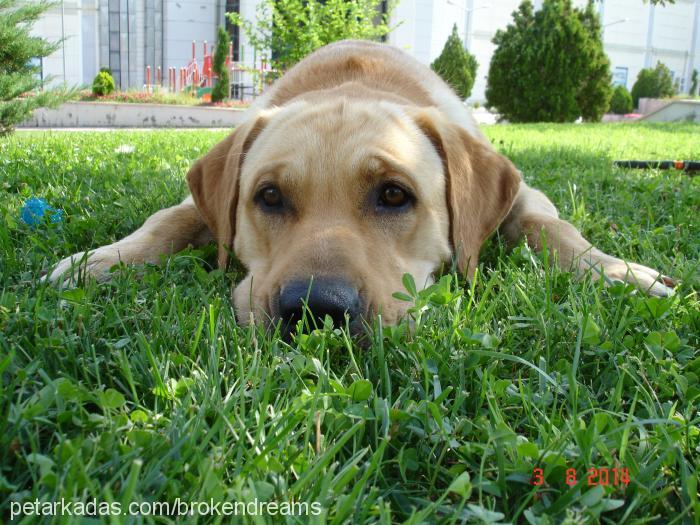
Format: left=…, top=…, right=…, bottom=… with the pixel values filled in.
left=187, top=100, right=520, bottom=334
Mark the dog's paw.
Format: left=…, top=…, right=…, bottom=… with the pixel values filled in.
left=591, top=257, right=675, bottom=297
left=44, top=248, right=120, bottom=287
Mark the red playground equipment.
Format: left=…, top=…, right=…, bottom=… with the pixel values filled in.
left=145, top=40, right=274, bottom=101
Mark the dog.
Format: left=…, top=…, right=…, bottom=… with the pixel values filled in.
left=48, top=40, right=674, bottom=335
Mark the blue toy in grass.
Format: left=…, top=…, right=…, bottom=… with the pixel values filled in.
left=20, top=197, right=64, bottom=226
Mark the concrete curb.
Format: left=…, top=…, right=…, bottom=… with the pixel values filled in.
left=639, top=99, right=700, bottom=123
left=19, top=101, right=248, bottom=129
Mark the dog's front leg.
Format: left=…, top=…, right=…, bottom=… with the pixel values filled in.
left=46, top=196, right=213, bottom=285
left=500, top=183, right=675, bottom=296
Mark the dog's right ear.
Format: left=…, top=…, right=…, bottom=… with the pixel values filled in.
left=409, top=107, right=521, bottom=279
left=187, top=112, right=272, bottom=269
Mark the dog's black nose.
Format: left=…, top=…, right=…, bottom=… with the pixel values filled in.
left=278, top=277, right=361, bottom=330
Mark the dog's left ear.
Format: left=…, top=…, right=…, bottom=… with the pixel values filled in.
left=411, top=108, right=521, bottom=278
left=186, top=112, right=272, bottom=269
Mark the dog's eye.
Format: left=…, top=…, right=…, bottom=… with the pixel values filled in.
left=257, top=186, right=283, bottom=209
left=378, top=184, right=411, bottom=209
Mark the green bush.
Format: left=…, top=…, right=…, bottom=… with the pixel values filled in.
left=431, top=24, right=478, bottom=100
left=609, top=85, right=633, bottom=114
left=92, top=70, right=115, bottom=96
left=211, top=26, right=230, bottom=103
left=630, top=62, right=674, bottom=108
left=485, top=0, right=612, bottom=122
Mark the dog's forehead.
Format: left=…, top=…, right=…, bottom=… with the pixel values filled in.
left=239, top=100, right=443, bottom=194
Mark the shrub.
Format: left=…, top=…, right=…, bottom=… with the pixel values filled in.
left=630, top=62, right=675, bottom=108
left=0, top=0, right=73, bottom=135
left=485, top=0, right=612, bottom=123
left=229, top=0, right=395, bottom=73
left=609, top=85, right=633, bottom=114
left=431, top=24, right=478, bottom=100
left=92, top=70, right=115, bottom=96
left=211, top=26, right=230, bottom=103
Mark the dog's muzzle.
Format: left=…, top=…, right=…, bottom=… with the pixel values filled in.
left=277, top=277, right=361, bottom=334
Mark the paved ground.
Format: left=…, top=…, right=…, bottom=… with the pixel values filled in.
left=471, top=107, right=500, bottom=125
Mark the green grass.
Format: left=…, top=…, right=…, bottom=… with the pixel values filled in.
left=1, top=123, right=698, bottom=524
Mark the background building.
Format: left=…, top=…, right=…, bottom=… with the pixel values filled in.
left=32, top=0, right=254, bottom=90
left=389, top=0, right=700, bottom=101
left=34, top=0, right=700, bottom=102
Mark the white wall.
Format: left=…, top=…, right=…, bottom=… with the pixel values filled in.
left=389, top=0, right=470, bottom=66
left=31, top=0, right=99, bottom=88
left=163, top=0, right=219, bottom=76
left=468, top=0, right=520, bottom=104
left=238, top=0, right=260, bottom=65
left=603, top=0, right=697, bottom=93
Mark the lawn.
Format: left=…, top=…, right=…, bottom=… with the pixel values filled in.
left=1, top=123, right=698, bottom=523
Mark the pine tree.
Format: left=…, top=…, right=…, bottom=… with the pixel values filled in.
left=211, top=26, right=230, bottom=103
left=0, top=0, right=72, bottom=135
left=486, top=0, right=611, bottom=122
left=431, top=24, right=478, bottom=100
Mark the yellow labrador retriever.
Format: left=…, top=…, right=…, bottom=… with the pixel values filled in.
left=48, top=40, right=674, bottom=333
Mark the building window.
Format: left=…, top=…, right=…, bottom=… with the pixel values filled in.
left=225, top=0, right=240, bottom=61
left=612, top=67, right=628, bottom=88
left=29, top=57, right=43, bottom=87
left=669, top=70, right=683, bottom=92
left=108, top=0, right=121, bottom=85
